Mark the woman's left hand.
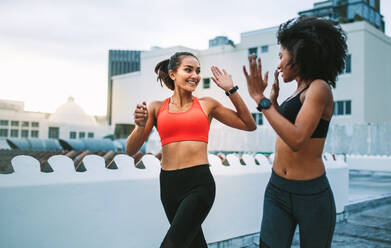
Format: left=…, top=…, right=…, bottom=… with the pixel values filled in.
left=211, top=66, right=234, bottom=92
left=243, top=55, right=268, bottom=104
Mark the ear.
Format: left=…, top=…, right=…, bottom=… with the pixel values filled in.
left=168, top=69, right=175, bottom=81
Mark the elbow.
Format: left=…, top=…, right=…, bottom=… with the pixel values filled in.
left=246, top=120, right=257, bottom=131
left=289, top=138, right=305, bottom=152
left=125, top=146, right=135, bottom=157
left=247, top=124, right=257, bottom=131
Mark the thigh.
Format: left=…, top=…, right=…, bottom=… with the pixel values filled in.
left=164, top=184, right=215, bottom=247
left=160, top=185, right=178, bottom=224
left=188, top=228, right=208, bottom=248
left=294, top=188, right=336, bottom=248
left=260, top=183, right=297, bottom=248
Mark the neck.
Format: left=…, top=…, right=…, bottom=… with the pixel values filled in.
left=296, top=78, right=309, bottom=91
left=171, top=89, right=193, bottom=107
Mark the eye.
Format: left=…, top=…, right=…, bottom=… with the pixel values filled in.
left=196, top=69, right=201, bottom=74
left=185, top=68, right=192, bottom=72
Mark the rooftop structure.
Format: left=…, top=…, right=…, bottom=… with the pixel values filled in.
left=299, top=0, right=385, bottom=32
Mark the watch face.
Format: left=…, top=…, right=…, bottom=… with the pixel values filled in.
left=260, top=98, right=271, bottom=109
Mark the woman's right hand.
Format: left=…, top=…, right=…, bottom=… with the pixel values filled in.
left=134, top=101, right=148, bottom=127
left=270, top=69, right=280, bottom=106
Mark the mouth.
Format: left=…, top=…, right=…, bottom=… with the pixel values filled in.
left=186, top=80, right=198, bottom=87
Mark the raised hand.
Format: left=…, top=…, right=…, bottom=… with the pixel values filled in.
left=134, top=101, right=148, bottom=127
left=210, top=66, right=234, bottom=92
left=243, top=54, right=269, bottom=104
left=270, top=69, right=280, bottom=106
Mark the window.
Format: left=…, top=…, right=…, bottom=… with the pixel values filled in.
left=345, top=100, right=351, bottom=115
left=10, top=129, right=18, bottom=137
left=334, top=100, right=352, bottom=115
left=31, top=122, right=39, bottom=128
left=88, top=132, right=94, bottom=138
left=203, top=78, right=210, bottom=89
left=252, top=113, right=263, bottom=125
left=0, top=129, right=8, bottom=137
left=248, top=47, right=258, bottom=57
left=79, top=132, right=85, bottom=138
left=11, top=121, right=19, bottom=127
left=70, top=131, right=76, bottom=139
left=21, top=130, right=28, bottom=138
left=31, top=130, right=39, bottom=138
left=261, top=45, right=269, bottom=53
left=22, top=121, right=29, bottom=127
left=0, top=120, right=9, bottom=126
left=341, top=54, right=351, bottom=74
left=48, top=127, right=59, bottom=139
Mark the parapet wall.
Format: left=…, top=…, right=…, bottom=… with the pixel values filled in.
left=347, top=154, right=391, bottom=172
left=0, top=153, right=348, bottom=248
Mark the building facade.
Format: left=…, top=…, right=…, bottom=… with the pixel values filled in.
left=107, top=50, right=141, bottom=125
left=110, top=20, right=391, bottom=154
left=112, top=21, right=391, bottom=126
left=0, top=98, right=111, bottom=145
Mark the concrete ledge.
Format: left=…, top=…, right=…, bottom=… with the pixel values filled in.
left=345, top=194, right=391, bottom=215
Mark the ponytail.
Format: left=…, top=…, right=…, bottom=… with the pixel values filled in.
left=154, top=59, right=174, bottom=90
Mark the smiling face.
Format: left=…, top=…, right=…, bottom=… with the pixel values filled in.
left=278, top=46, right=298, bottom=83
left=169, top=56, right=201, bottom=92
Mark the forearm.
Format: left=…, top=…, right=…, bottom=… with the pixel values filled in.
left=261, top=106, right=304, bottom=151
left=125, top=126, right=146, bottom=156
left=229, top=92, right=257, bottom=130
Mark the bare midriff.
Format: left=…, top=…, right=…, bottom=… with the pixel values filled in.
left=161, top=140, right=209, bottom=170
left=273, top=136, right=326, bottom=180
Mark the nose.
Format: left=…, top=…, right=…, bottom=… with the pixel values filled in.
left=191, top=71, right=200, bottom=80
left=277, top=60, right=283, bottom=70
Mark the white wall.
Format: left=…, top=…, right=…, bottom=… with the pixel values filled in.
left=363, top=22, right=391, bottom=123
left=0, top=153, right=349, bottom=248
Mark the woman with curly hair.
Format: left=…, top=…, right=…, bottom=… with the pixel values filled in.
left=126, top=51, right=256, bottom=247
left=243, top=16, right=347, bottom=247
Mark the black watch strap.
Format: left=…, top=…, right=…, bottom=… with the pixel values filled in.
left=225, top=85, right=239, bottom=96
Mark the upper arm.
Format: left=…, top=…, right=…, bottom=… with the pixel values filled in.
left=202, top=97, right=251, bottom=130
left=294, top=80, right=331, bottom=140
left=141, top=101, right=161, bottom=142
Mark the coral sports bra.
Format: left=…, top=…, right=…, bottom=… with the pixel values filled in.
left=157, top=97, right=210, bottom=146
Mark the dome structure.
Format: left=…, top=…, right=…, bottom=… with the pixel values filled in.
left=48, top=97, right=97, bottom=126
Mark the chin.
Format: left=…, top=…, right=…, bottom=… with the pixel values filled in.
left=283, top=76, right=294, bottom=83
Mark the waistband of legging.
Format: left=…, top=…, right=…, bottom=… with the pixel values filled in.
left=160, top=164, right=212, bottom=185
left=160, top=164, right=210, bottom=176
left=269, top=169, right=330, bottom=195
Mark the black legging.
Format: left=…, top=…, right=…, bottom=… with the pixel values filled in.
left=260, top=170, right=336, bottom=248
left=160, top=164, right=215, bottom=248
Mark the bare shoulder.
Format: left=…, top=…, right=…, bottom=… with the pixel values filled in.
left=307, top=79, right=332, bottom=101
left=198, top=96, right=219, bottom=107
left=148, top=100, right=165, bottom=115
left=309, top=79, right=332, bottom=93
left=149, top=100, right=164, bottom=109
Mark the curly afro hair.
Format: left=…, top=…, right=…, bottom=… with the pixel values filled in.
left=277, top=16, right=348, bottom=88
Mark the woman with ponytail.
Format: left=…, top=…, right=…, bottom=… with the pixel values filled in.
left=126, top=51, right=256, bottom=248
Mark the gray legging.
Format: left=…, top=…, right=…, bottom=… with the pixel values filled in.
left=260, top=170, right=336, bottom=248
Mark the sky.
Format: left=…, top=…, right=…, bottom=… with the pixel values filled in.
left=1, top=0, right=390, bottom=116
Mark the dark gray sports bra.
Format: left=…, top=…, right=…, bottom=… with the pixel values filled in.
left=277, top=86, right=329, bottom=138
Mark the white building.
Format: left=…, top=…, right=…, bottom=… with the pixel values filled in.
left=0, top=97, right=112, bottom=146
left=111, top=21, right=391, bottom=153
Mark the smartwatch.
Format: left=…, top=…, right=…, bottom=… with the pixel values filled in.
left=256, top=97, right=272, bottom=112
left=225, top=85, right=239, bottom=96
